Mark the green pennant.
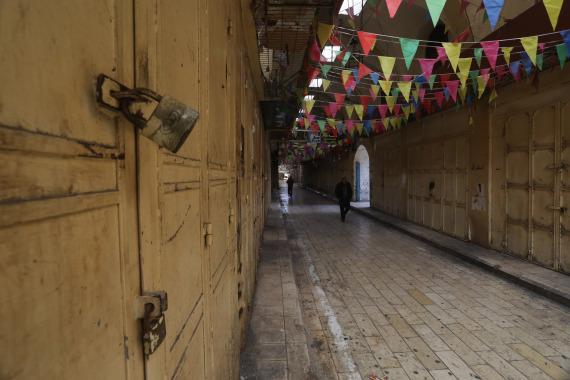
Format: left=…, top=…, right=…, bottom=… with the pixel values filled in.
left=470, top=70, right=479, bottom=94
left=557, top=43, right=567, bottom=68
left=429, top=74, right=437, bottom=90
left=483, top=10, right=489, bottom=25
left=342, top=51, right=351, bottom=66
left=317, top=120, right=326, bottom=133
left=391, top=87, right=401, bottom=102
left=399, top=38, right=420, bottom=70
left=537, top=54, right=543, bottom=71
left=320, top=64, right=332, bottom=77
left=474, top=48, right=483, bottom=67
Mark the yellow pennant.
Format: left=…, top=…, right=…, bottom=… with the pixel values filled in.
left=502, top=47, right=514, bottom=66
left=543, top=0, right=564, bottom=30
left=477, top=76, right=486, bottom=99
left=397, top=81, right=412, bottom=102
left=342, top=70, right=352, bottom=85
left=520, top=36, right=538, bottom=65
left=442, top=42, right=462, bottom=72
left=327, top=118, right=336, bottom=127
left=378, top=56, right=396, bottom=80
left=370, top=84, right=380, bottom=99
left=403, top=105, right=411, bottom=119
left=345, top=105, right=354, bottom=118
left=379, top=80, right=393, bottom=96
left=458, top=84, right=468, bottom=103
left=322, top=79, right=331, bottom=91
left=356, top=123, right=363, bottom=135
left=354, top=105, right=364, bottom=120
left=317, top=23, right=334, bottom=47
left=457, top=58, right=472, bottom=87
left=304, top=99, right=315, bottom=114
left=386, top=97, right=395, bottom=113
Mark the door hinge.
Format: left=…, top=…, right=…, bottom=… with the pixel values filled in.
left=204, top=222, right=214, bottom=246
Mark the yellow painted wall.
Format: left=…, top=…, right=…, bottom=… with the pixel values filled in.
left=0, top=0, right=269, bottom=379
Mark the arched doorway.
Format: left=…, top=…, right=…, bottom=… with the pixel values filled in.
left=354, top=145, right=370, bottom=201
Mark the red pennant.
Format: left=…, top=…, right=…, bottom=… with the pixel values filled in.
left=434, top=92, right=444, bottom=109
left=310, top=39, right=321, bottom=62
left=360, top=95, right=371, bottom=110
left=310, top=123, right=319, bottom=134
left=358, top=62, right=373, bottom=80
left=423, top=99, right=432, bottom=115
left=440, top=73, right=452, bottom=84
left=335, top=93, right=346, bottom=108
left=357, top=31, right=377, bottom=56
left=336, top=49, right=347, bottom=64
left=453, top=28, right=470, bottom=43
left=330, top=35, right=342, bottom=46
left=393, top=104, right=401, bottom=116
left=446, top=80, right=460, bottom=102
left=307, top=67, right=321, bottom=81
left=324, top=105, right=332, bottom=118
left=476, top=2, right=485, bottom=13
left=488, top=77, right=495, bottom=90
left=330, top=102, right=339, bottom=118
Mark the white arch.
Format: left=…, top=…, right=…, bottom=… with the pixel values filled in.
left=354, top=145, right=370, bottom=202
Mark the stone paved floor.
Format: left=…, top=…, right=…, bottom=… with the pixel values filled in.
left=240, top=185, right=570, bottom=380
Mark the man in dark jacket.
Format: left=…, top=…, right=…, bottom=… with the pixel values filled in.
left=286, top=176, right=294, bottom=196
left=335, top=175, right=352, bottom=222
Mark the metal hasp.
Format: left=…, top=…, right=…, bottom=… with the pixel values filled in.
left=134, top=291, right=168, bottom=355
left=95, top=74, right=199, bottom=153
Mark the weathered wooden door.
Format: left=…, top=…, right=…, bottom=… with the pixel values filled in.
left=503, top=101, right=570, bottom=273
left=0, top=1, right=144, bottom=379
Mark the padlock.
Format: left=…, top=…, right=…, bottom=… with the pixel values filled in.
left=118, top=87, right=199, bottom=153
left=142, top=302, right=167, bottom=355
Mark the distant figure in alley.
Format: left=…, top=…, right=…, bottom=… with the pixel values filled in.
left=335, top=175, right=352, bottom=222
left=287, top=176, right=294, bottom=197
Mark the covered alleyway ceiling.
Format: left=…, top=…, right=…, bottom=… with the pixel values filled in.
left=254, top=0, right=570, bottom=163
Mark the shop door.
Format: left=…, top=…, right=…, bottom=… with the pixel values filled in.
left=0, top=1, right=144, bottom=379
left=504, top=102, right=569, bottom=273
left=356, top=162, right=361, bottom=201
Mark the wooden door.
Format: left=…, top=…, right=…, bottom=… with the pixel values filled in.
left=0, top=1, right=143, bottom=379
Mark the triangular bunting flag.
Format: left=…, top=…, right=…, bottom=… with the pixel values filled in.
left=398, top=81, right=412, bottom=102
left=378, top=56, right=396, bottom=79
left=324, top=105, right=332, bottom=118
left=386, top=97, right=395, bottom=113
left=358, top=62, right=374, bottom=80
left=457, top=58, right=472, bottom=86
left=370, top=85, right=380, bottom=100
left=436, top=46, right=447, bottom=64
left=385, top=0, right=403, bottom=18
left=483, top=0, right=504, bottom=30
left=317, top=23, right=334, bottom=47
left=434, top=92, right=444, bottom=109
left=446, top=80, right=460, bottom=102
left=477, top=76, right=486, bottom=98
left=393, top=104, right=401, bottom=116
left=520, top=52, right=533, bottom=75
left=442, top=42, right=462, bottom=72
left=474, top=48, right=483, bottom=67
left=330, top=102, right=338, bottom=118
left=369, top=72, right=380, bottom=85
left=458, top=85, right=468, bottom=103
left=425, top=0, right=446, bottom=27
left=561, top=31, right=570, bottom=58
left=357, top=31, right=377, bottom=56
left=423, top=99, right=433, bottom=114
left=557, top=44, right=568, bottom=68
left=320, top=64, right=332, bottom=77
left=304, top=99, right=315, bottom=114
left=322, top=79, right=331, bottom=91
left=418, top=88, right=426, bottom=102
left=354, top=105, right=364, bottom=120
left=310, top=39, right=321, bottom=62
left=334, top=93, right=345, bottom=108
left=379, top=79, right=393, bottom=96
left=360, top=95, right=371, bottom=110
left=489, top=89, right=498, bottom=102
left=543, top=0, right=564, bottom=30
left=419, top=59, right=436, bottom=81
left=520, top=36, right=538, bottom=65
left=345, top=105, right=354, bottom=119
left=480, top=41, right=499, bottom=70
left=502, top=46, right=514, bottom=66
left=429, top=74, right=437, bottom=89
left=399, top=38, right=420, bottom=70
left=317, top=120, right=326, bottom=133
left=378, top=105, right=388, bottom=120
left=470, top=70, right=479, bottom=93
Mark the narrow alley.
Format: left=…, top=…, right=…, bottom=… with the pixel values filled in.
left=240, top=183, right=570, bottom=380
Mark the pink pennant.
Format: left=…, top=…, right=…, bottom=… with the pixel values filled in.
left=386, top=0, right=403, bottom=18
left=402, top=75, right=413, bottom=82
left=358, top=61, right=374, bottom=80
left=307, top=114, right=315, bottom=124
left=329, top=102, right=339, bottom=118
left=310, top=39, right=321, bottom=62
left=357, top=31, right=377, bottom=56
left=360, top=95, right=371, bottom=110
left=334, top=94, right=346, bottom=108
left=378, top=105, right=388, bottom=120
left=446, top=80, right=460, bottom=102
left=538, top=43, right=546, bottom=53
left=418, top=88, right=426, bottom=102
left=347, top=6, right=355, bottom=20
left=393, top=104, right=401, bottom=116
left=374, top=120, right=385, bottom=133
left=434, top=92, right=444, bottom=109
left=481, top=68, right=490, bottom=83
left=346, top=120, right=355, bottom=133
left=419, top=58, right=436, bottom=80
left=480, top=41, right=499, bottom=70
left=350, top=81, right=357, bottom=92
left=436, top=46, right=447, bottom=64
left=496, top=65, right=506, bottom=80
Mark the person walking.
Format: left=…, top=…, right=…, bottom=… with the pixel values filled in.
left=335, top=175, right=352, bottom=222
left=286, top=176, right=294, bottom=197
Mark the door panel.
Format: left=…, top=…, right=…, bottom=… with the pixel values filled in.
left=0, top=1, right=142, bottom=379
